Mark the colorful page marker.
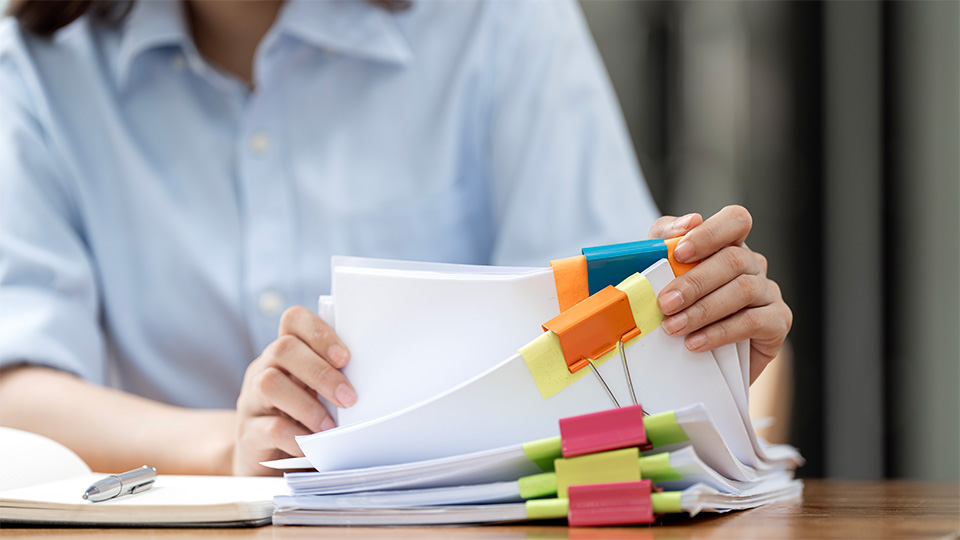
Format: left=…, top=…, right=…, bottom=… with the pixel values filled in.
left=566, top=480, right=656, bottom=527
left=520, top=273, right=664, bottom=399
left=541, top=286, right=641, bottom=374
left=554, top=447, right=642, bottom=498
left=549, top=255, right=590, bottom=312
left=558, top=404, right=650, bottom=458
left=643, top=410, right=692, bottom=447
left=664, top=236, right=697, bottom=277
left=582, top=240, right=669, bottom=295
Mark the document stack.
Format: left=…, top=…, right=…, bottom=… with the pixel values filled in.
left=268, top=239, right=804, bottom=527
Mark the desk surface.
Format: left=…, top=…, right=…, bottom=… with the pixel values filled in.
left=4, top=480, right=959, bottom=539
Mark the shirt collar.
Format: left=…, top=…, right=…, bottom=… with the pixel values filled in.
left=273, top=0, right=413, bottom=66
left=115, top=0, right=413, bottom=90
left=116, top=0, right=191, bottom=90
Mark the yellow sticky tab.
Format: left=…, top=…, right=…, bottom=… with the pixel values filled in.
left=616, top=272, right=664, bottom=336
left=520, top=272, right=664, bottom=399
left=520, top=331, right=589, bottom=399
left=554, top=447, right=641, bottom=498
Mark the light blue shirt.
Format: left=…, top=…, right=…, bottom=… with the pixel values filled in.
left=0, top=0, right=659, bottom=408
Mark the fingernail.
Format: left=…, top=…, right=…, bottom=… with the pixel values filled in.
left=659, top=290, right=683, bottom=313
left=676, top=213, right=695, bottom=230
left=320, top=417, right=336, bottom=431
left=327, top=344, right=349, bottom=368
left=674, top=240, right=694, bottom=263
left=686, top=333, right=708, bottom=351
left=336, top=384, right=357, bottom=408
left=662, top=312, right=688, bottom=335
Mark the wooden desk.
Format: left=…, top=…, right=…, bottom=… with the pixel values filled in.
left=4, top=480, right=958, bottom=539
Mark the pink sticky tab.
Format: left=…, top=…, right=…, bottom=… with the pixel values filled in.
left=567, top=480, right=655, bottom=527
left=559, top=404, right=650, bottom=458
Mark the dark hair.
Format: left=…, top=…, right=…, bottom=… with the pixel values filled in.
left=6, top=0, right=411, bottom=37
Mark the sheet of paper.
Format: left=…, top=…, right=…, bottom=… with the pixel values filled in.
left=0, top=427, right=90, bottom=492
left=332, top=263, right=560, bottom=426
left=637, top=261, right=762, bottom=468
left=332, top=255, right=547, bottom=276
left=297, top=350, right=616, bottom=472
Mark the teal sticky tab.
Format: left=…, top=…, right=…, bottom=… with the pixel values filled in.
left=651, top=492, right=683, bottom=514
left=526, top=498, right=569, bottom=520
left=644, top=410, right=690, bottom=447
left=582, top=240, right=668, bottom=295
left=638, top=453, right=683, bottom=482
left=522, top=436, right=563, bottom=471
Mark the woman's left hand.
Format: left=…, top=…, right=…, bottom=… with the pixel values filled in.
left=647, top=205, right=792, bottom=383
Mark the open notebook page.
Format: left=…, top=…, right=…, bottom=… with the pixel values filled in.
left=0, top=427, right=90, bottom=492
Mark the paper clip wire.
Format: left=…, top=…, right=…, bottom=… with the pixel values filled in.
left=582, top=336, right=649, bottom=412
left=618, top=337, right=648, bottom=416
left=586, top=359, right=620, bottom=408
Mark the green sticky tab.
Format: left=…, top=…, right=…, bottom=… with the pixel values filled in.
left=518, top=472, right=558, bottom=500
left=522, top=436, right=563, bottom=472
left=554, top=447, right=641, bottom=498
left=638, top=453, right=683, bottom=482
left=644, top=411, right=690, bottom=447
left=651, top=491, right=683, bottom=514
left=525, top=498, right=569, bottom=520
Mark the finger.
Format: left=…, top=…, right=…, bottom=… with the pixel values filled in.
left=662, top=273, right=775, bottom=337
left=673, top=205, right=753, bottom=263
left=247, top=415, right=310, bottom=458
left=647, top=213, right=703, bottom=240
left=253, top=366, right=336, bottom=433
left=681, top=303, right=791, bottom=354
left=658, top=246, right=765, bottom=315
left=268, top=335, right=357, bottom=408
left=279, top=306, right=350, bottom=369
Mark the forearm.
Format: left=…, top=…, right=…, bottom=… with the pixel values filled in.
left=0, top=366, right=235, bottom=475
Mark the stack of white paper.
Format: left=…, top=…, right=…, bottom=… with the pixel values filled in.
left=268, top=255, right=803, bottom=526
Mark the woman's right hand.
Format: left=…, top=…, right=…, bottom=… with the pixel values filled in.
left=233, top=306, right=355, bottom=476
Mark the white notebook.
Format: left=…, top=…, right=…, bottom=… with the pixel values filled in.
left=0, top=427, right=284, bottom=527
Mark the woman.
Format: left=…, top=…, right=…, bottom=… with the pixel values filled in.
left=0, top=0, right=791, bottom=475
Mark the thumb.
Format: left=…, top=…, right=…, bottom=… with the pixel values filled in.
left=647, top=212, right=702, bottom=240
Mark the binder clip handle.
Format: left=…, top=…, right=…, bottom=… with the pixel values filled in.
left=567, top=480, right=656, bottom=527
left=541, top=286, right=641, bottom=374
left=558, top=404, right=651, bottom=458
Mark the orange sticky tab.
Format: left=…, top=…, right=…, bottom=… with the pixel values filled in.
left=664, top=237, right=698, bottom=277
left=541, top=286, right=641, bottom=374
left=549, top=255, right=590, bottom=312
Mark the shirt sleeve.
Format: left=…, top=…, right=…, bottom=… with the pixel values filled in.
left=0, top=26, right=106, bottom=382
left=485, top=0, right=661, bottom=267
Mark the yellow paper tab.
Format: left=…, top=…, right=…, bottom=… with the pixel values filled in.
left=520, top=331, right=589, bottom=399
left=520, top=272, right=664, bottom=399
left=554, top=447, right=641, bottom=498
left=616, top=272, right=664, bottom=336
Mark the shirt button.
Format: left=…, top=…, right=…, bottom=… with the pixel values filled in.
left=171, top=54, right=187, bottom=71
left=258, top=291, right=285, bottom=317
left=249, top=132, right=270, bottom=155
